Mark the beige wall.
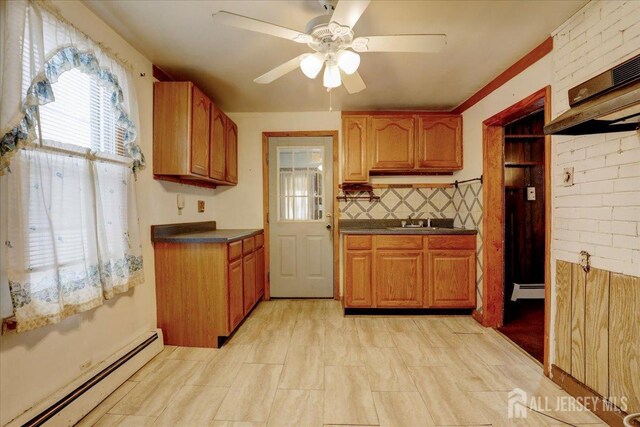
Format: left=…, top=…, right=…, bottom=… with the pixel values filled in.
left=0, top=1, right=218, bottom=423
left=212, top=112, right=341, bottom=228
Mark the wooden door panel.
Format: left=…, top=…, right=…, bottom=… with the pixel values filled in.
left=585, top=267, right=609, bottom=397
left=343, top=116, right=368, bottom=182
left=370, top=116, right=415, bottom=170
left=228, top=258, right=243, bottom=331
left=345, top=251, right=373, bottom=307
left=225, top=117, right=238, bottom=184
left=609, top=273, right=640, bottom=413
left=243, top=253, right=256, bottom=314
left=554, top=260, right=572, bottom=373
left=210, top=106, right=226, bottom=180
left=417, top=115, right=462, bottom=170
left=571, top=263, right=586, bottom=383
left=256, top=246, right=265, bottom=299
left=190, top=86, right=210, bottom=177
left=428, top=250, right=475, bottom=308
left=375, top=251, right=423, bottom=307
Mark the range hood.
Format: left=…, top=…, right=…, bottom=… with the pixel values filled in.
left=544, top=53, right=640, bottom=135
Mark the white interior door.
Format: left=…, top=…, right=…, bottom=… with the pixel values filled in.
left=269, top=136, right=333, bottom=298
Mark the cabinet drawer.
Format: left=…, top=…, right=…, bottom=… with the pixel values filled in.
left=228, top=241, right=242, bottom=261
left=346, top=235, right=372, bottom=250
left=375, top=235, right=423, bottom=250
left=428, top=235, right=475, bottom=250
left=255, top=233, right=264, bottom=248
left=243, top=237, right=255, bottom=254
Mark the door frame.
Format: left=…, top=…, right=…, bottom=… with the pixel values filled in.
left=479, top=86, right=552, bottom=374
left=262, top=130, right=340, bottom=301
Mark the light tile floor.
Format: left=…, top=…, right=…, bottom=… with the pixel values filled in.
left=78, top=299, right=605, bottom=426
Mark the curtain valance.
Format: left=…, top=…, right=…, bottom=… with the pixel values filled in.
left=0, top=0, right=145, bottom=174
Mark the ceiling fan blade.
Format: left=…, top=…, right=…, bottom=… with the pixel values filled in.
left=352, top=34, right=446, bottom=53
left=212, top=11, right=313, bottom=43
left=341, top=70, right=366, bottom=94
left=254, top=54, right=308, bottom=84
left=331, top=0, right=370, bottom=29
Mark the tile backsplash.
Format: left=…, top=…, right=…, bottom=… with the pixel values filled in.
left=338, top=182, right=484, bottom=310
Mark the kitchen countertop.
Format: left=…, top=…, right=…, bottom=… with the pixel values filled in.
left=151, top=221, right=262, bottom=243
left=339, top=218, right=477, bottom=236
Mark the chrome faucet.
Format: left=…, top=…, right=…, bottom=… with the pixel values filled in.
left=407, top=214, right=414, bottom=226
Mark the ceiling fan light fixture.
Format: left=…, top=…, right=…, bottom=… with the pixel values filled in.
left=300, top=53, right=324, bottom=79
left=323, top=62, right=341, bottom=88
left=336, top=49, right=360, bottom=75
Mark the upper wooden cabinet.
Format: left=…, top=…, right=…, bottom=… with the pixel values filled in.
left=153, top=81, right=237, bottom=188
left=225, top=116, right=238, bottom=184
left=369, top=116, right=415, bottom=171
left=417, top=115, right=463, bottom=170
left=341, top=112, right=463, bottom=182
left=209, top=106, right=226, bottom=181
left=342, top=116, right=369, bottom=183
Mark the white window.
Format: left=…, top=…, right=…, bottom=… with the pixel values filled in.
left=38, top=68, right=127, bottom=157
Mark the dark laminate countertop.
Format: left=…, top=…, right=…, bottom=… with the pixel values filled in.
left=151, top=221, right=262, bottom=243
left=340, top=227, right=476, bottom=235
left=339, top=218, right=477, bottom=236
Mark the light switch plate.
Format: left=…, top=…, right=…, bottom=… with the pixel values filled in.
left=563, top=167, right=574, bottom=187
left=527, top=186, right=536, bottom=201
left=197, top=200, right=205, bottom=213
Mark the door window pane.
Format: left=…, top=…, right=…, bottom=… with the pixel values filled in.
left=277, top=147, right=324, bottom=221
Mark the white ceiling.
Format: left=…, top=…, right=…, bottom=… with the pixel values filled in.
left=82, top=0, right=587, bottom=112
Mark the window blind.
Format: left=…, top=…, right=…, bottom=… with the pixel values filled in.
left=38, top=68, right=126, bottom=157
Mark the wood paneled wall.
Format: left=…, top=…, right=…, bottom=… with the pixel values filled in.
left=554, top=260, right=639, bottom=413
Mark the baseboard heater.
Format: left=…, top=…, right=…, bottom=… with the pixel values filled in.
left=511, top=283, right=545, bottom=301
left=7, top=330, right=163, bottom=427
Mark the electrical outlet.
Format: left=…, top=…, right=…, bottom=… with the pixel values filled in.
left=527, top=186, right=536, bottom=201
left=563, top=167, right=574, bottom=187
left=197, top=200, right=205, bottom=213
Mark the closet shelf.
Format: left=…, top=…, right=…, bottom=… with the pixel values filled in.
left=505, top=162, right=544, bottom=167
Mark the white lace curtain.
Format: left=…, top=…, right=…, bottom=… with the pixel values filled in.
left=1, top=0, right=145, bottom=333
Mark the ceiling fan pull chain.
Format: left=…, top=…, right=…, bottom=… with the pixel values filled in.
left=328, top=87, right=333, bottom=111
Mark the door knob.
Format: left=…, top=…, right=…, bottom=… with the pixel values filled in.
left=326, top=224, right=332, bottom=229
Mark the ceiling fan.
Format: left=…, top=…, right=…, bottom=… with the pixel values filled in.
left=212, top=0, right=446, bottom=94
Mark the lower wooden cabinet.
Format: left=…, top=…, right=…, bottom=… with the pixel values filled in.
left=375, top=251, right=423, bottom=307
left=228, top=257, right=244, bottom=331
left=344, top=234, right=476, bottom=309
left=243, top=252, right=256, bottom=314
left=427, top=250, right=475, bottom=308
left=345, top=251, right=373, bottom=307
left=154, top=231, right=264, bottom=348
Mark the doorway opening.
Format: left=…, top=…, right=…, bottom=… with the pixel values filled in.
left=498, top=109, right=546, bottom=363
left=481, top=87, right=551, bottom=372
left=261, top=131, right=340, bottom=300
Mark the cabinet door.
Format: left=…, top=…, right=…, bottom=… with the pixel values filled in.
left=255, top=246, right=265, bottom=300
left=228, top=258, right=244, bottom=331
left=345, top=251, right=373, bottom=307
left=417, top=115, right=462, bottom=170
left=375, top=251, right=423, bottom=307
left=190, top=85, right=211, bottom=177
left=428, top=250, right=475, bottom=308
left=209, top=106, right=226, bottom=181
left=342, top=116, right=368, bottom=183
left=370, top=116, right=415, bottom=170
left=243, top=253, right=256, bottom=314
left=225, top=117, right=238, bottom=184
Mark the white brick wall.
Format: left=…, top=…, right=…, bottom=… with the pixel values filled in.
left=552, top=0, right=640, bottom=277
